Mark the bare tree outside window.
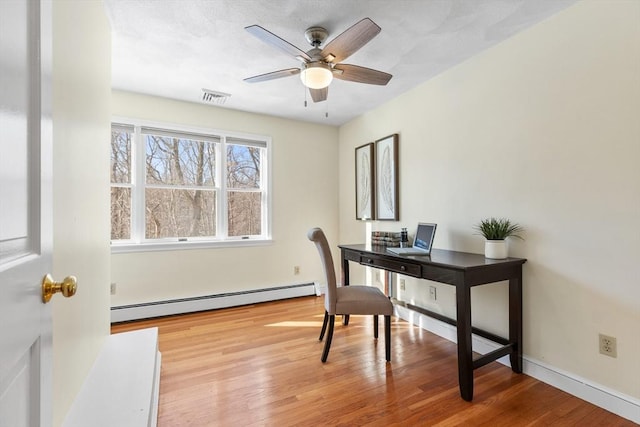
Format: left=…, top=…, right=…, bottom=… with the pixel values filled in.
left=111, top=128, right=131, bottom=240
left=227, top=144, right=262, bottom=236
left=145, top=135, right=216, bottom=239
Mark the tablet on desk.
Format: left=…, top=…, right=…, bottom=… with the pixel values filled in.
left=386, top=223, right=436, bottom=256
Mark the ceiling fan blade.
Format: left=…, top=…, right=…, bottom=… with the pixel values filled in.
left=245, top=25, right=311, bottom=62
left=320, top=18, right=381, bottom=63
left=333, top=64, right=392, bottom=85
left=244, top=68, right=300, bottom=83
left=309, top=87, right=328, bottom=103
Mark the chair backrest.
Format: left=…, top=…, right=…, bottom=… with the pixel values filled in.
left=307, top=227, right=337, bottom=314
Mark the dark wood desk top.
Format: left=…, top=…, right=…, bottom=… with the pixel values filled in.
left=339, top=243, right=527, bottom=401
left=339, top=244, right=526, bottom=273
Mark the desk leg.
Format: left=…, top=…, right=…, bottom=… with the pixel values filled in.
left=341, top=249, right=349, bottom=286
left=456, top=285, right=474, bottom=401
left=384, top=270, right=393, bottom=298
left=341, top=249, right=350, bottom=326
left=509, top=271, right=523, bottom=373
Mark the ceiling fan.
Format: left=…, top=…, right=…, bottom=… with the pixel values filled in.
left=243, top=18, right=392, bottom=103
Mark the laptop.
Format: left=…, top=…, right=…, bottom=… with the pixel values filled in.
left=386, top=223, right=437, bottom=256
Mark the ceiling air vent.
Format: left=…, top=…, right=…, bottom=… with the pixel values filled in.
left=201, top=88, right=231, bottom=105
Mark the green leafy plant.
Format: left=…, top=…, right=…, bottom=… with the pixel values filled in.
left=474, top=217, right=524, bottom=241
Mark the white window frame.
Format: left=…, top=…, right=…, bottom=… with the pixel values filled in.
left=110, top=117, right=272, bottom=253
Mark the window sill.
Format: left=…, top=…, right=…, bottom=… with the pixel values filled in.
left=110, top=238, right=273, bottom=254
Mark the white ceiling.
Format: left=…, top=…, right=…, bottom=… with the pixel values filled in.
left=104, top=0, right=577, bottom=126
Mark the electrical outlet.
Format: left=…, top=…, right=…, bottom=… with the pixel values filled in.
left=599, top=334, right=617, bottom=358
left=399, top=279, right=406, bottom=290
left=429, top=286, right=437, bottom=301
left=110, top=283, right=116, bottom=295
left=293, top=266, right=300, bottom=275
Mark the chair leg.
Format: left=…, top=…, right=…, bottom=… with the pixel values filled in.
left=343, top=314, right=350, bottom=325
left=384, top=315, right=391, bottom=362
left=373, top=314, right=379, bottom=339
left=321, top=315, right=335, bottom=363
left=319, top=311, right=329, bottom=341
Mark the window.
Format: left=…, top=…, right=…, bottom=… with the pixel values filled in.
left=111, top=124, right=133, bottom=241
left=110, top=120, right=270, bottom=251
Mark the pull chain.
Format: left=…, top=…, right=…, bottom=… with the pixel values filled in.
left=325, top=96, right=329, bottom=118
left=303, top=71, right=308, bottom=107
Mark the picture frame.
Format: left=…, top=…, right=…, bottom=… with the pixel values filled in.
left=375, top=134, right=399, bottom=221
left=355, top=142, right=375, bottom=220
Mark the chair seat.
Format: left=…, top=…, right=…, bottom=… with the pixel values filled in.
left=335, top=285, right=393, bottom=316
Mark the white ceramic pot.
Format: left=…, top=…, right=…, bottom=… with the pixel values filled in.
left=485, top=240, right=507, bottom=259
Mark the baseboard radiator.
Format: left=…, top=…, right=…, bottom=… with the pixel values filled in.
left=111, top=283, right=317, bottom=323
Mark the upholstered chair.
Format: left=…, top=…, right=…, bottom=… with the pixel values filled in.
left=307, top=227, right=393, bottom=362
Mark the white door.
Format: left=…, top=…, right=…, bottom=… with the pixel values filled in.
left=0, top=1, right=54, bottom=426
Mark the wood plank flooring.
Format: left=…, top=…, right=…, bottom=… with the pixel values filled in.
left=111, top=296, right=634, bottom=426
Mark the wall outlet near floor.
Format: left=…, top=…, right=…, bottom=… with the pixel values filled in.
left=429, top=285, right=437, bottom=301
left=599, top=334, right=617, bottom=358
left=399, top=279, right=406, bottom=291
left=110, top=282, right=117, bottom=295
left=293, top=266, right=300, bottom=275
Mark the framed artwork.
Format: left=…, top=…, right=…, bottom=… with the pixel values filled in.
left=355, top=143, right=375, bottom=220
left=375, top=134, right=399, bottom=221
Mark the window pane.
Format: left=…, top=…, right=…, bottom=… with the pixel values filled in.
left=145, top=188, right=216, bottom=239
left=146, top=135, right=216, bottom=187
left=228, top=191, right=261, bottom=236
left=111, top=187, right=131, bottom=240
left=111, top=129, right=131, bottom=183
left=227, top=144, right=261, bottom=189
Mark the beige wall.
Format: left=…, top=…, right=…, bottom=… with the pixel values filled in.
left=54, top=0, right=636, bottom=421
left=110, top=92, right=339, bottom=305
left=52, top=0, right=112, bottom=426
left=338, top=0, right=639, bottom=399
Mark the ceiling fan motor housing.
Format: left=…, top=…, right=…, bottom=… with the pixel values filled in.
left=304, top=26, right=328, bottom=47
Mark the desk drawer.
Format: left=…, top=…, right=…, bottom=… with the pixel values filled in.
left=343, top=249, right=361, bottom=263
left=360, top=255, right=421, bottom=278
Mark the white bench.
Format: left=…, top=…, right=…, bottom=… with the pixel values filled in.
left=63, top=327, right=161, bottom=427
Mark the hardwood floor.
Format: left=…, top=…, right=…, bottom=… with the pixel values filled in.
left=111, top=296, right=634, bottom=426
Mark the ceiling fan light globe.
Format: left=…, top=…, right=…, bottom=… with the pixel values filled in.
left=300, top=64, right=333, bottom=89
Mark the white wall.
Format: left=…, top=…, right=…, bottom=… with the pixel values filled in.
left=52, top=1, right=112, bottom=426
left=110, top=92, right=339, bottom=305
left=338, top=0, right=639, bottom=400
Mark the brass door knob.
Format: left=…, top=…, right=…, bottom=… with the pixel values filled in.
left=42, top=274, right=77, bottom=303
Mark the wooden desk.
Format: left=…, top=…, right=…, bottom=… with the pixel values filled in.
left=339, top=244, right=527, bottom=401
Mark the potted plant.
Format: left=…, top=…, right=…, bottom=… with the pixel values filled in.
left=474, top=217, right=524, bottom=259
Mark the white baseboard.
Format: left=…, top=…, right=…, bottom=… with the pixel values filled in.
left=111, top=283, right=316, bottom=323
left=394, top=305, right=640, bottom=424
left=63, top=328, right=161, bottom=427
